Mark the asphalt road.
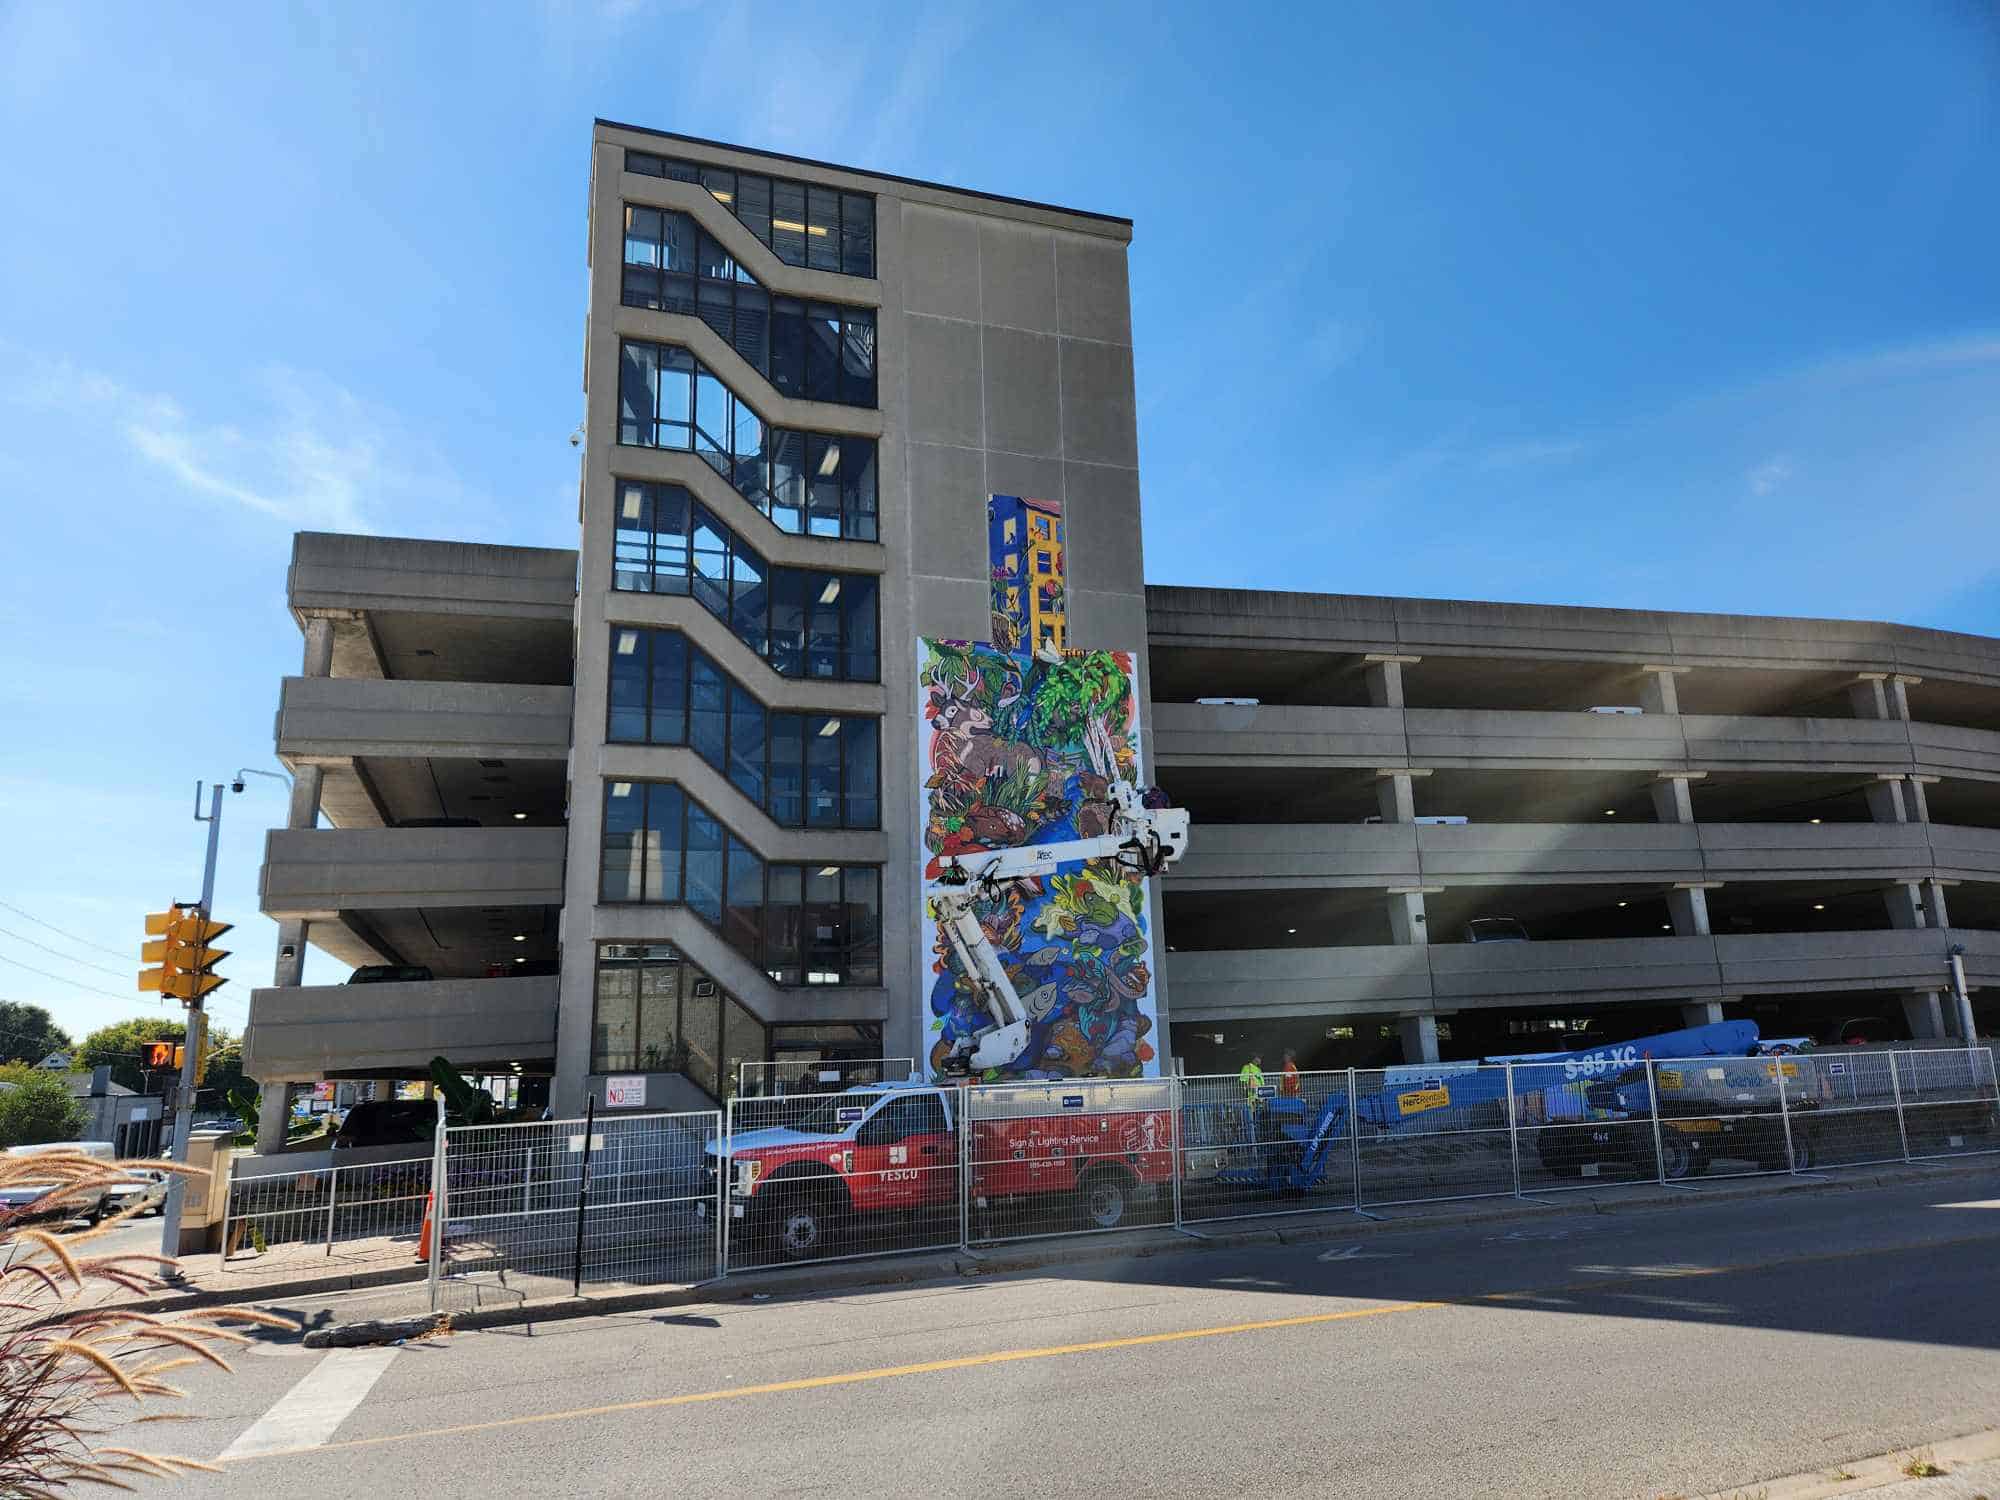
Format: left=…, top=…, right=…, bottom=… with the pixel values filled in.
left=94, top=1166, right=2000, bottom=1499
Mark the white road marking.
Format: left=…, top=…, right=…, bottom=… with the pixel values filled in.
left=1317, top=1244, right=1409, bottom=1262
left=220, top=1348, right=399, bottom=1460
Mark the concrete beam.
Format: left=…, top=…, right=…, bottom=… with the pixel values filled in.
left=1399, top=1014, right=1440, bottom=1065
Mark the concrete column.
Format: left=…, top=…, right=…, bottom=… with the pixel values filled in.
left=1884, top=881, right=1926, bottom=930
left=1923, top=878, right=1952, bottom=930
left=1907, top=775, right=1937, bottom=824
left=1651, top=771, right=1702, bottom=825
left=1864, top=774, right=1908, bottom=824
left=1888, top=674, right=1921, bottom=721
left=1680, top=1001, right=1726, bottom=1028
left=1668, top=883, right=1714, bottom=937
left=1847, top=673, right=1890, bottom=719
left=255, top=1084, right=292, bottom=1155
left=273, top=919, right=309, bottom=986
left=1376, top=768, right=1427, bottom=823
left=1386, top=887, right=1438, bottom=945
left=1901, top=990, right=1947, bottom=1041
left=1639, top=665, right=1690, bottom=716
left=1398, top=1014, right=1440, bottom=1065
left=286, top=763, right=324, bottom=831
left=1363, top=654, right=1419, bottom=709
left=302, top=615, right=336, bottom=678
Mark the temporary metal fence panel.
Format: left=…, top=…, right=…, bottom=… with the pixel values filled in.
left=1895, top=1048, right=2000, bottom=1161
left=1510, top=1060, right=1661, bottom=1192
left=434, top=1109, right=720, bottom=1305
left=1786, top=1050, right=1905, bottom=1169
left=721, top=1086, right=960, bottom=1272
left=965, top=1078, right=1176, bottom=1245
left=737, top=1057, right=917, bottom=1098
left=218, top=1154, right=431, bottom=1274
left=1644, top=1056, right=1792, bottom=1181
left=1353, top=1065, right=1516, bottom=1208
left=1177, top=1069, right=1356, bottom=1223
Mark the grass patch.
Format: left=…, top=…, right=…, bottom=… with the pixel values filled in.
left=1901, top=1448, right=1947, bottom=1479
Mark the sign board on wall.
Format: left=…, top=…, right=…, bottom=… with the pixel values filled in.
left=604, top=1076, right=647, bottom=1109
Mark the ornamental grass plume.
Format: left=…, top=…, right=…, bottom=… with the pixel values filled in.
left=0, top=1150, right=291, bottom=1493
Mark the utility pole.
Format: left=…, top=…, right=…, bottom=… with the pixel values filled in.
left=158, top=781, right=231, bottom=1255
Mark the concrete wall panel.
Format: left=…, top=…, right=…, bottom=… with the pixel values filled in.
left=277, top=678, right=573, bottom=762
left=904, top=313, right=984, bottom=447
left=244, top=976, right=557, bottom=1080
left=981, top=326, right=1061, bottom=457
left=978, top=220, right=1058, bottom=333
left=1058, top=339, right=1139, bottom=468
left=259, top=827, right=567, bottom=917
left=1055, top=234, right=1134, bottom=346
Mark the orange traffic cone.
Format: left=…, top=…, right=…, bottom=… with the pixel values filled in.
left=415, top=1191, right=434, bottom=1261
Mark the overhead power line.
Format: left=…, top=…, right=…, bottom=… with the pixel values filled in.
left=0, top=925, right=134, bottom=981
left=0, top=901, right=135, bottom=962
left=0, top=952, right=155, bottom=1007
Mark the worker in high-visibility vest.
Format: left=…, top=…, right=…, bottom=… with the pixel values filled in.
left=1238, top=1053, right=1266, bottom=1100
left=1239, top=1053, right=1266, bottom=1145
left=1279, top=1047, right=1302, bottom=1098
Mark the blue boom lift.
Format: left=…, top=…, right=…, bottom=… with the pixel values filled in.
left=1210, top=1019, right=1763, bottom=1194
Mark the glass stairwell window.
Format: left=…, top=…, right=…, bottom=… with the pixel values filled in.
left=619, top=339, right=877, bottom=540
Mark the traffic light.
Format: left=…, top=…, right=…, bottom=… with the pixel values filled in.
left=145, top=1042, right=183, bottom=1070
left=139, top=906, right=231, bottom=1003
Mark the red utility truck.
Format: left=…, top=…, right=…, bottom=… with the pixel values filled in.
left=711, top=1079, right=1175, bottom=1260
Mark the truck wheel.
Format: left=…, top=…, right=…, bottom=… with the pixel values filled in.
left=1659, top=1133, right=1695, bottom=1181
left=760, top=1187, right=835, bottom=1261
left=1788, top=1128, right=1818, bottom=1171
left=1076, top=1167, right=1133, bottom=1231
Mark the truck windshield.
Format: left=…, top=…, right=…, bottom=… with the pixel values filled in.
left=789, top=1090, right=881, bottom=1134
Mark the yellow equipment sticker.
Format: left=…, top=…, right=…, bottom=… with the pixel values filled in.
left=1397, top=1086, right=1451, bottom=1116
left=1657, top=1070, right=1683, bottom=1091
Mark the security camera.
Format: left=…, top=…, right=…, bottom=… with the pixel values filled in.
left=230, top=779, right=245, bottom=794
left=568, top=424, right=584, bottom=448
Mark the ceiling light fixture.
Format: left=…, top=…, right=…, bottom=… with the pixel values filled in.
left=818, top=719, right=841, bottom=737
left=1617, top=901, right=1628, bottom=908
left=1812, top=903, right=1825, bottom=911
left=1286, top=927, right=1297, bottom=935
left=1809, top=818, right=1822, bottom=825
left=616, top=632, right=638, bottom=655
left=1660, top=924, right=1672, bottom=931
left=513, top=934, right=527, bottom=942
left=818, top=866, right=840, bottom=878
left=513, top=811, right=529, bottom=821
left=1603, top=809, right=1617, bottom=817
left=818, top=443, right=841, bottom=477
left=818, top=578, right=841, bottom=605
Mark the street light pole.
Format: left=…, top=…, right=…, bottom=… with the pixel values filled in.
left=160, top=780, right=229, bottom=1256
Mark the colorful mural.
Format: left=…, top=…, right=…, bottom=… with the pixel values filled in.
left=987, top=494, right=1066, bottom=655
left=915, top=491, right=1161, bottom=1081
left=916, top=640, right=1162, bottom=1080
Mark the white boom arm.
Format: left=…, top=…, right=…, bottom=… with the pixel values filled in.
left=932, top=778, right=1190, bottom=1074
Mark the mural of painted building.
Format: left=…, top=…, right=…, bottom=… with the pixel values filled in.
left=987, top=494, right=1066, bottom=655
left=916, top=493, right=1162, bottom=1082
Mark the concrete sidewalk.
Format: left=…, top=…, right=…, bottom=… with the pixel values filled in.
left=194, top=1156, right=1997, bottom=1343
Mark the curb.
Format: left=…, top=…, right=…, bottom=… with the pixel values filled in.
left=91, top=1261, right=429, bottom=1320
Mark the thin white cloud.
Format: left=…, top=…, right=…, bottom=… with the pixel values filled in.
left=1, top=355, right=477, bottom=534
left=1746, top=456, right=1794, bottom=496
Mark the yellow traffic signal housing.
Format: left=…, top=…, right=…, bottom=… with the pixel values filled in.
left=159, top=971, right=225, bottom=1002
left=139, top=907, right=231, bottom=1002
left=145, top=1042, right=183, bottom=1070
left=166, top=915, right=231, bottom=946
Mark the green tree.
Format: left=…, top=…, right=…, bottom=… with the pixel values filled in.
left=0, top=1065, right=88, bottom=1147
left=78, top=1017, right=240, bottom=1096
left=0, top=1002, right=72, bottom=1065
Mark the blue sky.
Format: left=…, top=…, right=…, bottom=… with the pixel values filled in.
left=0, top=0, right=1994, bottom=1042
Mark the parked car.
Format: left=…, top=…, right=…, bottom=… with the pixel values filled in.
left=104, top=1169, right=168, bottom=1217
left=347, top=964, right=435, bottom=984
left=1465, top=917, right=1530, bottom=943
left=0, top=1141, right=117, bottom=1224
left=332, top=1100, right=435, bottom=1152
